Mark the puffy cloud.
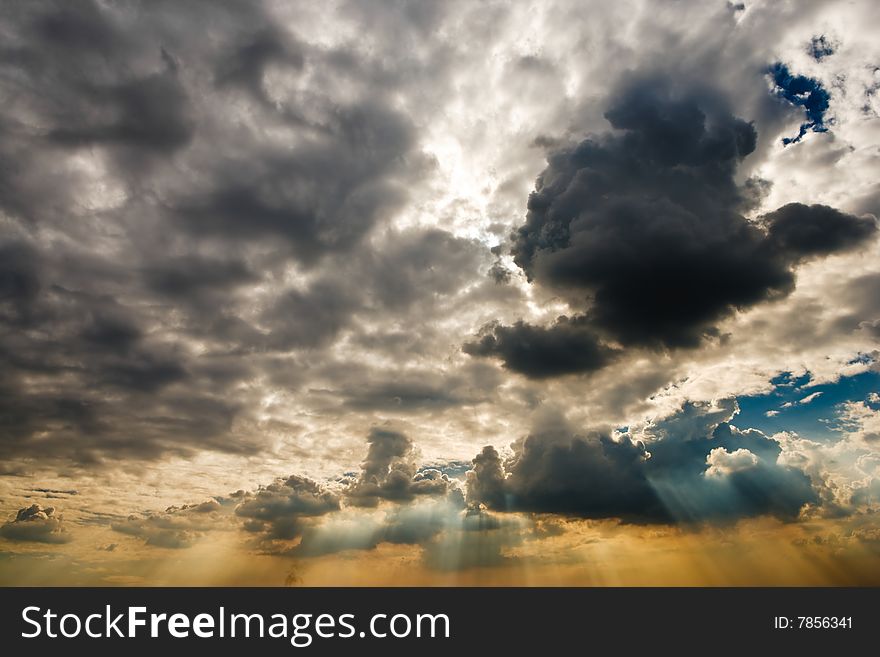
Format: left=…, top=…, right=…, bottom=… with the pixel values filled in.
left=763, top=204, right=877, bottom=259
left=112, top=499, right=226, bottom=549
left=0, top=504, right=72, bottom=544
left=705, top=447, right=759, bottom=477
left=836, top=400, right=880, bottom=446
left=464, top=317, right=617, bottom=378
left=476, top=430, right=662, bottom=521
left=466, top=75, right=875, bottom=377
left=346, top=428, right=457, bottom=507
left=467, top=401, right=816, bottom=523
left=234, top=476, right=341, bottom=540
left=466, top=447, right=508, bottom=510
left=774, top=394, right=880, bottom=516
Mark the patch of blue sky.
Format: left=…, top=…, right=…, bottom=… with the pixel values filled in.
left=768, top=62, right=832, bottom=145
left=735, top=369, right=880, bottom=441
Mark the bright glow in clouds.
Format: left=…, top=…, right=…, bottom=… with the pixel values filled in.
left=0, top=0, right=879, bottom=585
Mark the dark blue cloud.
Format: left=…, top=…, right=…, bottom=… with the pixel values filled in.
left=769, top=62, right=831, bottom=145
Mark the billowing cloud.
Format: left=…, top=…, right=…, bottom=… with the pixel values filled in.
left=468, top=430, right=663, bottom=521
left=774, top=392, right=880, bottom=516
left=464, top=317, right=617, bottom=378
left=234, top=476, right=341, bottom=541
left=0, top=504, right=72, bottom=544
left=705, top=447, right=759, bottom=476
left=467, top=400, right=816, bottom=523
left=112, top=499, right=225, bottom=549
left=346, top=428, right=457, bottom=507
left=763, top=203, right=876, bottom=258
left=466, top=75, right=875, bottom=376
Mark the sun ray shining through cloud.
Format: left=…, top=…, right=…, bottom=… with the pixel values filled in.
left=1, top=0, right=880, bottom=586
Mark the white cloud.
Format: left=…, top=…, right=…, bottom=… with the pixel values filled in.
left=705, top=447, right=760, bottom=477
left=798, top=392, right=824, bottom=405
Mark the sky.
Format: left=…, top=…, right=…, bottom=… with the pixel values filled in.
left=1, top=0, right=880, bottom=586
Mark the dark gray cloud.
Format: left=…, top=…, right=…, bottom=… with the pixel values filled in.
left=174, top=104, right=415, bottom=262
left=464, top=316, right=618, bottom=379
left=0, top=504, right=72, bottom=544
left=467, top=75, right=875, bottom=376
left=466, top=447, right=508, bottom=510
left=764, top=203, right=877, bottom=259
left=141, top=256, right=258, bottom=305
left=467, top=430, right=665, bottom=521
left=0, top=0, right=483, bottom=466
left=234, top=476, right=341, bottom=541
left=214, top=26, right=304, bottom=106
left=467, top=400, right=816, bottom=523
left=346, top=428, right=456, bottom=507
left=330, top=361, right=500, bottom=413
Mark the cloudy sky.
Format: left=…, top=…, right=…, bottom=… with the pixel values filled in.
left=2, top=0, right=880, bottom=586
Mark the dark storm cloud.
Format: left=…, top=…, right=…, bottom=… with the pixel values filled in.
left=346, top=428, right=455, bottom=507
left=2, top=1, right=194, bottom=183
left=0, top=0, right=472, bottom=466
left=174, top=101, right=416, bottom=261
left=234, top=476, right=341, bottom=541
left=464, top=316, right=618, bottom=378
left=467, top=430, right=666, bottom=521
left=341, top=380, right=465, bottom=412
left=511, top=78, right=772, bottom=349
left=467, top=75, right=875, bottom=376
left=47, top=65, right=193, bottom=155
left=214, top=27, right=304, bottom=106
left=764, top=203, right=877, bottom=259
left=142, top=256, right=258, bottom=304
left=769, top=63, right=831, bottom=145
left=466, top=401, right=816, bottom=523
left=0, top=504, right=72, bottom=544
left=0, top=240, right=256, bottom=463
